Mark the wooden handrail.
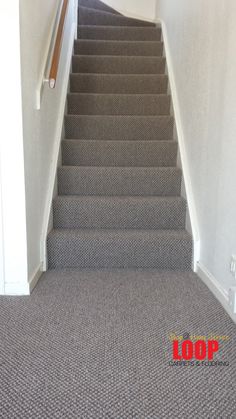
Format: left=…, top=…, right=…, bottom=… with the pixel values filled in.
left=49, top=0, right=69, bottom=88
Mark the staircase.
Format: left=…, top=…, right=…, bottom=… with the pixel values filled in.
left=47, top=0, right=192, bottom=270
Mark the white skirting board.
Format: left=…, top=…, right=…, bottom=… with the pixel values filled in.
left=157, top=18, right=200, bottom=271
left=197, top=263, right=236, bottom=324
left=40, top=23, right=76, bottom=272
left=157, top=18, right=235, bottom=324
left=3, top=264, right=43, bottom=296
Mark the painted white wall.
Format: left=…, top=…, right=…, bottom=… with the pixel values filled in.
left=102, top=0, right=156, bottom=21
left=0, top=1, right=28, bottom=294
left=20, top=0, right=77, bottom=287
left=156, top=1, right=236, bottom=299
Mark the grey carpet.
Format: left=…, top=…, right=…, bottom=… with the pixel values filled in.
left=57, top=167, right=182, bottom=196
left=65, top=115, right=173, bottom=140
left=0, top=269, right=236, bottom=418
left=72, top=55, right=166, bottom=74
left=70, top=74, right=168, bottom=94
left=78, top=26, right=162, bottom=41
left=48, top=0, right=192, bottom=269
left=67, top=94, right=171, bottom=115
left=53, top=196, right=186, bottom=229
left=74, top=40, right=163, bottom=56
left=78, top=6, right=155, bottom=27
left=61, top=140, right=177, bottom=166
left=47, top=230, right=192, bottom=269
left=79, top=0, right=122, bottom=15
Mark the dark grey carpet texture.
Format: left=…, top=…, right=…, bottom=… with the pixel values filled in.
left=0, top=269, right=236, bottom=418
left=3, top=2, right=234, bottom=417
left=47, top=0, right=193, bottom=270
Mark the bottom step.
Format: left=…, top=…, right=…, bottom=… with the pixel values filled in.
left=47, top=229, right=192, bottom=270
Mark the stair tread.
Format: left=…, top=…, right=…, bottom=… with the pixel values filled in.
left=65, top=115, right=174, bottom=141
left=72, top=55, right=166, bottom=74
left=65, top=115, right=173, bottom=121
left=55, top=195, right=185, bottom=201
left=58, top=166, right=181, bottom=197
left=79, top=6, right=123, bottom=17
left=70, top=73, right=168, bottom=94
left=74, top=40, right=163, bottom=56
left=73, top=54, right=165, bottom=59
left=78, top=25, right=160, bottom=29
left=62, top=139, right=176, bottom=145
left=75, top=40, right=163, bottom=45
left=62, top=139, right=177, bottom=167
left=68, top=93, right=169, bottom=97
left=47, top=228, right=192, bottom=269
left=78, top=6, right=155, bottom=27
left=78, top=0, right=121, bottom=15
left=49, top=228, right=191, bottom=237
left=67, top=94, right=170, bottom=115
left=53, top=195, right=186, bottom=229
left=60, top=165, right=179, bottom=168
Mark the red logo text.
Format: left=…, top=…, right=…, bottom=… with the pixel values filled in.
left=173, top=340, right=219, bottom=361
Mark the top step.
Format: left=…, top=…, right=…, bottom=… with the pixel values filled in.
left=78, top=26, right=161, bottom=41
left=79, top=0, right=121, bottom=15
left=78, top=6, right=156, bottom=27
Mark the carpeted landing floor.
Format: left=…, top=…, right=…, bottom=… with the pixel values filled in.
left=0, top=269, right=236, bottom=418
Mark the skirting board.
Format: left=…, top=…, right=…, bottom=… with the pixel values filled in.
left=3, top=264, right=43, bottom=296
left=197, top=262, right=236, bottom=324
left=157, top=18, right=200, bottom=271
left=40, top=22, right=76, bottom=271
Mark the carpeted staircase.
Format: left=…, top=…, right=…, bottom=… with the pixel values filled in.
left=47, top=0, right=192, bottom=269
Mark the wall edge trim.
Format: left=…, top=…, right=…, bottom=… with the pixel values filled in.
left=40, top=22, right=76, bottom=271
left=158, top=18, right=200, bottom=270
left=197, top=262, right=236, bottom=324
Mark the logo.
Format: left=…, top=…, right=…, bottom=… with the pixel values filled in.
left=173, top=339, right=219, bottom=361
left=168, top=332, right=230, bottom=367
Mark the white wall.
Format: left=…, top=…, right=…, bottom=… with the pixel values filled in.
left=102, top=0, right=156, bottom=21
left=20, top=0, right=76, bottom=287
left=0, top=1, right=28, bottom=294
left=156, top=1, right=236, bottom=300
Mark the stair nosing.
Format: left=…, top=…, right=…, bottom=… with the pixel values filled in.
left=54, top=195, right=186, bottom=201
left=73, top=54, right=165, bottom=59
left=65, top=114, right=173, bottom=119
left=74, top=39, right=163, bottom=44
left=67, top=92, right=170, bottom=96
left=62, top=138, right=176, bottom=142
left=49, top=228, right=191, bottom=236
left=59, top=165, right=180, bottom=169
left=70, top=73, right=167, bottom=77
left=78, top=25, right=161, bottom=29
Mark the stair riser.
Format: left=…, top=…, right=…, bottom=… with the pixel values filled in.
left=72, top=56, right=166, bottom=74
left=65, top=116, right=173, bottom=141
left=78, top=0, right=121, bottom=15
left=78, top=26, right=161, bottom=41
left=67, top=94, right=170, bottom=115
left=58, top=167, right=182, bottom=196
left=62, top=140, right=178, bottom=167
left=78, top=7, right=155, bottom=27
left=74, top=40, right=163, bottom=56
left=47, top=231, right=192, bottom=269
left=53, top=197, right=187, bottom=229
left=70, top=74, right=168, bottom=94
